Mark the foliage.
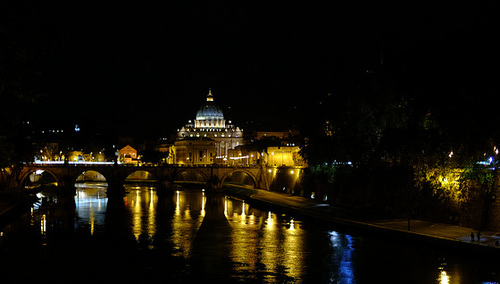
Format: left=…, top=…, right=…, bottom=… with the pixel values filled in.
left=301, top=71, right=408, bottom=166
left=309, top=164, right=337, bottom=184
left=460, top=165, right=494, bottom=193
left=299, top=67, right=500, bottom=223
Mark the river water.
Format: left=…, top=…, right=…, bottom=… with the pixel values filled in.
left=1, top=185, right=500, bottom=283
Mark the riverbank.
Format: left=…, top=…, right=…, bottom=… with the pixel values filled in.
left=248, top=189, right=500, bottom=257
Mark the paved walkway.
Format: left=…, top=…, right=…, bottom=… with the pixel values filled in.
left=249, top=189, right=500, bottom=253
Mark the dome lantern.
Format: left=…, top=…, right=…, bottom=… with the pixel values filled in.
left=195, top=89, right=225, bottom=128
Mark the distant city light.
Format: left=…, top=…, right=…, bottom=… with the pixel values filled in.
left=34, top=161, right=114, bottom=165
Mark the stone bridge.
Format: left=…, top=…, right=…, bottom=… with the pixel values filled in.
left=17, top=164, right=305, bottom=195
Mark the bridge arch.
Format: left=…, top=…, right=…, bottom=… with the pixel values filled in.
left=172, top=169, right=210, bottom=188
left=124, top=170, right=159, bottom=186
left=74, top=170, right=109, bottom=187
left=220, top=169, right=258, bottom=188
left=20, top=168, right=59, bottom=190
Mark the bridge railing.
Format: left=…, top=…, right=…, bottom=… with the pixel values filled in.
left=28, top=161, right=264, bottom=168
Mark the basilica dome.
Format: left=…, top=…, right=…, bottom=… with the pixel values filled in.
left=195, top=89, right=224, bottom=120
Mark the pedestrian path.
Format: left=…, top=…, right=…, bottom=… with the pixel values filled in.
left=249, top=189, right=500, bottom=254
left=370, top=218, right=500, bottom=247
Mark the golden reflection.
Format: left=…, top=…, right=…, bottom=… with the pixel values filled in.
left=148, top=190, right=157, bottom=241
left=224, top=197, right=228, bottom=216
left=40, top=214, right=46, bottom=235
left=132, top=190, right=142, bottom=240
left=241, top=202, right=246, bottom=222
left=175, top=190, right=180, bottom=214
left=128, top=188, right=157, bottom=242
left=283, top=216, right=304, bottom=277
left=227, top=198, right=305, bottom=281
left=438, top=270, right=450, bottom=284
left=201, top=193, right=206, bottom=217
left=266, top=211, right=275, bottom=230
left=89, top=202, right=94, bottom=235
left=171, top=190, right=205, bottom=259
left=437, top=260, right=450, bottom=284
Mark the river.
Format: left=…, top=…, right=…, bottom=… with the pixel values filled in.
left=1, top=185, right=500, bottom=283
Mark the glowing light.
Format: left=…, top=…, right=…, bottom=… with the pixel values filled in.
left=224, top=197, right=228, bottom=216
left=33, top=161, right=114, bottom=165
left=266, top=211, right=274, bottom=229
left=448, top=151, right=453, bottom=158
left=229, top=155, right=249, bottom=160
left=41, top=214, right=47, bottom=234
left=241, top=202, right=246, bottom=220
left=175, top=191, right=180, bottom=213
left=201, top=195, right=206, bottom=217
left=438, top=270, right=450, bottom=284
left=290, top=170, right=295, bottom=174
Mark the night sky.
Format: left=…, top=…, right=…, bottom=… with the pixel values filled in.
left=2, top=1, right=500, bottom=137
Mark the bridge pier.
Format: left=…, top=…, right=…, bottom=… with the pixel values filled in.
left=106, top=183, right=127, bottom=199
left=156, top=179, right=174, bottom=196
left=158, top=179, right=172, bottom=189
left=207, top=176, right=221, bottom=192
left=54, top=186, right=76, bottom=198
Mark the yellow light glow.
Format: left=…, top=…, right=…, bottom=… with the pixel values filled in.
left=201, top=195, right=206, bottom=217
left=266, top=211, right=274, bottom=230
left=241, top=202, right=246, bottom=220
left=224, top=197, right=228, bottom=216
left=90, top=219, right=95, bottom=235
left=175, top=190, right=180, bottom=214
left=41, top=214, right=47, bottom=234
left=438, top=270, right=450, bottom=284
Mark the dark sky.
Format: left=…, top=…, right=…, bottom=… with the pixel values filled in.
left=2, top=1, right=500, bottom=137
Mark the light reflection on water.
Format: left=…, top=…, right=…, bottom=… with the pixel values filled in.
left=3, top=186, right=500, bottom=282
left=329, top=231, right=355, bottom=284
left=75, top=187, right=107, bottom=235
left=170, top=190, right=205, bottom=259
left=125, top=188, right=157, bottom=243
left=226, top=198, right=307, bottom=281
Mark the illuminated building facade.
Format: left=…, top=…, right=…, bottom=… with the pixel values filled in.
left=174, top=138, right=216, bottom=165
left=265, top=146, right=307, bottom=166
left=118, top=145, right=138, bottom=164
left=177, top=89, right=243, bottom=164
